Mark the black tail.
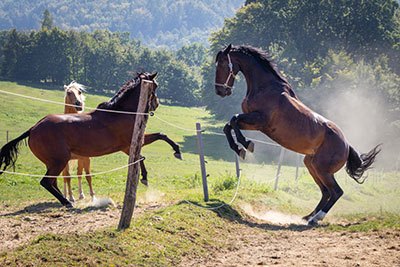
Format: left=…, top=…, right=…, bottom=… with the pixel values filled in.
left=0, top=130, right=30, bottom=175
left=346, top=144, right=381, bottom=184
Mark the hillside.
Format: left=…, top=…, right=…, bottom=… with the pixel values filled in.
left=0, top=81, right=399, bottom=266
left=0, top=0, right=244, bottom=48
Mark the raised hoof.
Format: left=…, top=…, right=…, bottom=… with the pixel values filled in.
left=239, top=148, right=246, bottom=160
left=247, top=141, right=255, bottom=153
left=140, top=179, right=148, bottom=186
left=79, top=193, right=85, bottom=200
left=174, top=152, right=183, bottom=160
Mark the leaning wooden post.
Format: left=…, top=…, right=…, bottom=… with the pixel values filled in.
left=196, top=122, right=209, bottom=202
left=274, top=146, right=285, bottom=191
left=118, top=80, right=151, bottom=230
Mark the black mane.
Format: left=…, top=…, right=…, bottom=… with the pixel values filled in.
left=234, top=45, right=290, bottom=86
left=97, top=76, right=141, bottom=110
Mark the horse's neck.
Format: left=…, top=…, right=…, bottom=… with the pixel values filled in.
left=237, top=55, right=288, bottom=97
left=64, top=105, right=76, bottom=114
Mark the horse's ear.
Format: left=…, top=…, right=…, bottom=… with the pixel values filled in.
left=149, top=72, right=157, bottom=80
left=223, top=44, right=232, bottom=55
left=64, top=85, right=68, bottom=91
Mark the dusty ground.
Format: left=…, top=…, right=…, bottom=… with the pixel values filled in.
left=1, top=201, right=399, bottom=266
left=181, top=224, right=400, bottom=267
left=0, top=199, right=163, bottom=253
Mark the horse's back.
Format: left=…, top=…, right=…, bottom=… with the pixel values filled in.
left=28, top=113, right=122, bottom=160
left=261, top=92, right=348, bottom=157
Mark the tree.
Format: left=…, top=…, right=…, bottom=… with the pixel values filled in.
left=41, top=9, right=54, bottom=31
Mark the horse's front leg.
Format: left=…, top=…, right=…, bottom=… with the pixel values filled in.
left=229, top=111, right=265, bottom=159
left=144, top=133, right=182, bottom=160
left=223, top=123, right=244, bottom=158
left=139, top=156, right=148, bottom=186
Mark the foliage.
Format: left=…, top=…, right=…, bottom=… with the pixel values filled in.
left=0, top=0, right=243, bottom=49
left=201, top=1, right=400, bottom=158
left=0, top=27, right=206, bottom=106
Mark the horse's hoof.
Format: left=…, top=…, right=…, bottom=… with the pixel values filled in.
left=247, top=141, right=255, bottom=153
left=239, top=148, right=246, bottom=160
left=65, top=202, right=74, bottom=209
left=69, top=197, right=75, bottom=203
left=79, top=193, right=85, bottom=200
left=140, top=179, right=148, bottom=186
left=174, top=153, right=183, bottom=160
left=307, top=219, right=318, bottom=227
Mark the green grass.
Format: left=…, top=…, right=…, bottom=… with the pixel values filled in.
left=0, top=204, right=240, bottom=266
left=0, top=81, right=399, bottom=265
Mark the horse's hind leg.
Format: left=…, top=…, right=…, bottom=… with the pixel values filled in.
left=307, top=157, right=345, bottom=225
left=41, top=166, right=73, bottom=208
left=302, top=155, right=331, bottom=222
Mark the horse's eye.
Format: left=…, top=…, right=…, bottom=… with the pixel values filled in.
left=78, top=91, right=82, bottom=95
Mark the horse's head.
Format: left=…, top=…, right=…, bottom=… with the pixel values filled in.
left=64, top=81, right=86, bottom=112
left=214, top=44, right=239, bottom=97
left=139, top=72, right=159, bottom=112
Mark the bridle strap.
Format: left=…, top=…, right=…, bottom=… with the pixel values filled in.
left=215, top=53, right=236, bottom=89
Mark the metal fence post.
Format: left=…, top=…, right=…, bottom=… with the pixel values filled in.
left=196, top=122, right=209, bottom=202
left=274, top=146, right=285, bottom=191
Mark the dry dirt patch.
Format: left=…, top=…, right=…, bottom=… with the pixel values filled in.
left=0, top=200, right=163, bottom=253
left=180, top=220, right=400, bottom=267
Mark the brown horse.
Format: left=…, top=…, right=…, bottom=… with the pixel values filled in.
left=0, top=72, right=159, bottom=208
left=62, top=81, right=182, bottom=201
left=214, top=44, right=381, bottom=225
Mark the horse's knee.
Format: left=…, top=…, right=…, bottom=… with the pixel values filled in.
left=229, top=114, right=239, bottom=126
left=223, top=123, right=231, bottom=134
left=40, top=178, right=51, bottom=188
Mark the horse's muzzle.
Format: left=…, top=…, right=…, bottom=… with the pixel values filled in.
left=215, top=86, right=232, bottom=97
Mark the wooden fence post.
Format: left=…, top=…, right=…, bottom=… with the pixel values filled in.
left=118, top=80, right=151, bottom=230
left=274, top=146, right=285, bottom=191
left=196, top=122, right=209, bottom=202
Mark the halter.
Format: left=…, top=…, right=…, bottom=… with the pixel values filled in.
left=215, top=53, right=236, bottom=90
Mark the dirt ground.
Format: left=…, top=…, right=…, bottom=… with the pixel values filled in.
left=1, top=201, right=399, bottom=266
left=0, top=199, right=163, bottom=253
left=180, top=224, right=400, bottom=267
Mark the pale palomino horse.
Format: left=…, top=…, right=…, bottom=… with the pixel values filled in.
left=63, top=81, right=94, bottom=201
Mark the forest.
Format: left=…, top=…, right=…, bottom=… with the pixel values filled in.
left=0, top=1, right=399, bottom=162
left=0, top=0, right=243, bottom=48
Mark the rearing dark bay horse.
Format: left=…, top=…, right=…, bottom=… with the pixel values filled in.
left=214, top=44, right=381, bottom=225
left=0, top=72, right=159, bottom=208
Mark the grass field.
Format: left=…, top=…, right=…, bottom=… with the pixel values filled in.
left=0, top=81, right=399, bottom=266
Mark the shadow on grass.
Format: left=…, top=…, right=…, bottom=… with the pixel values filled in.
left=1, top=201, right=113, bottom=217
left=177, top=200, right=314, bottom=232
